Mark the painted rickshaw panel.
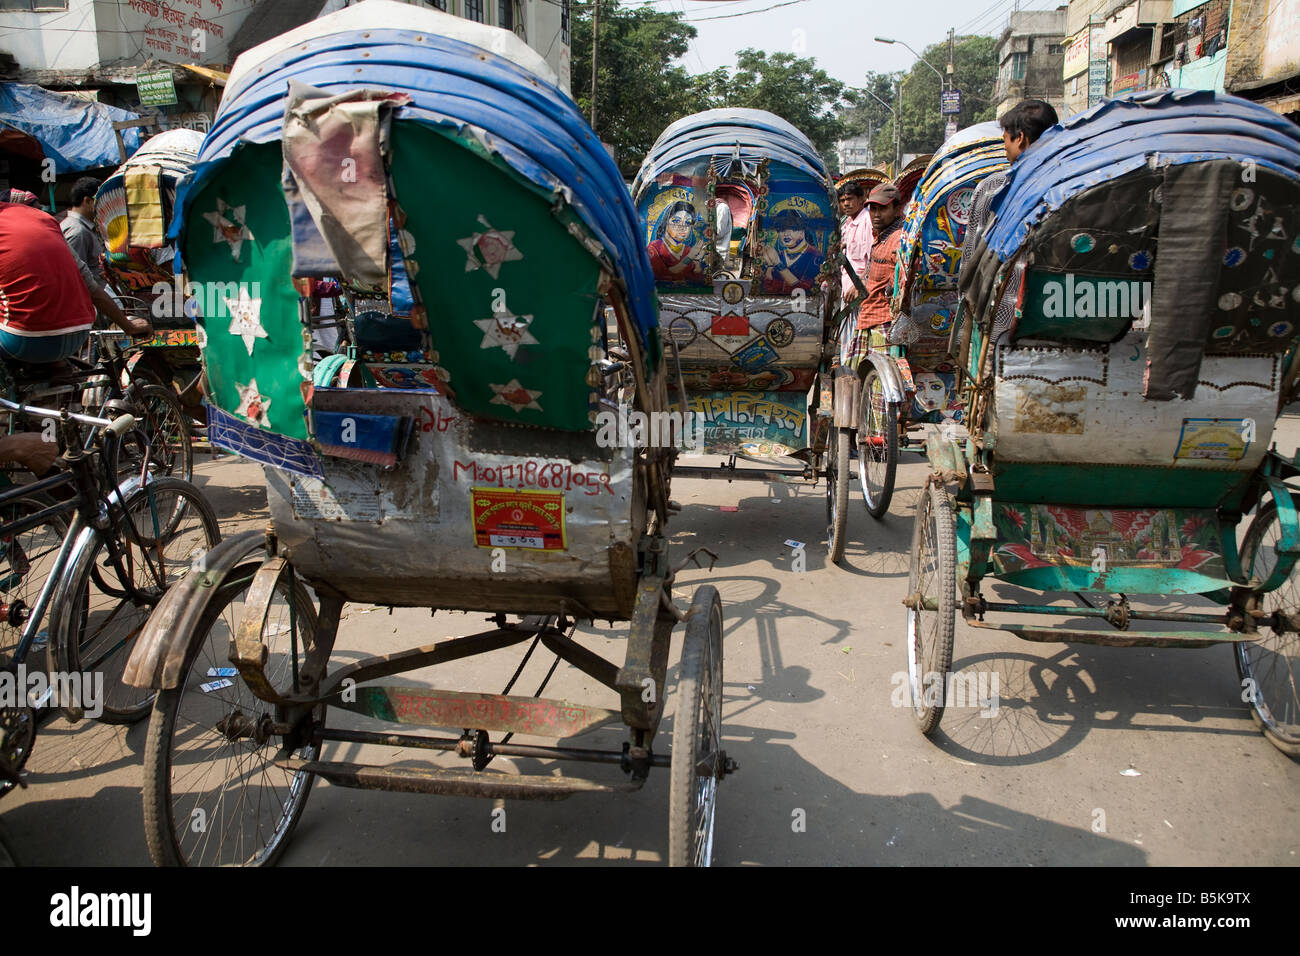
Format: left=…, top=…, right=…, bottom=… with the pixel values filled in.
left=174, top=6, right=659, bottom=615
left=634, top=110, right=836, bottom=456
left=952, top=91, right=1300, bottom=596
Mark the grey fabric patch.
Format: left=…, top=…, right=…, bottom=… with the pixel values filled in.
left=1143, top=160, right=1235, bottom=400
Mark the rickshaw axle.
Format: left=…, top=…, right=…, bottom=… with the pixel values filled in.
left=314, top=726, right=673, bottom=768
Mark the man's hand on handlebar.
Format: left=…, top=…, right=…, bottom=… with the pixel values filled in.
left=119, top=316, right=154, bottom=339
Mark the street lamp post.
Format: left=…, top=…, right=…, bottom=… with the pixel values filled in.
left=876, top=36, right=951, bottom=150
left=863, top=86, right=899, bottom=174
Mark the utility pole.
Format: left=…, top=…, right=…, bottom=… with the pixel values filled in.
left=894, top=76, right=902, bottom=175
left=947, top=27, right=955, bottom=93
left=590, top=0, right=599, bottom=131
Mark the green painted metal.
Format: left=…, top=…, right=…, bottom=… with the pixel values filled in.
left=1254, top=475, right=1300, bottom=594
left=967, top=621, right=1246, bottom=648
left=184, top=142, right=309, bottom=439
left=388, top=122, right=605, bottom=432
left=1016, top=270, right=1141, bottom=342
left=989, top=462, right=1253, bottom=509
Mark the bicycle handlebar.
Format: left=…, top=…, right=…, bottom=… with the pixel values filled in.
left=0, top=396, right=121, bottom=431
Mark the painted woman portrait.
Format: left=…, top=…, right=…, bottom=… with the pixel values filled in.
left=761, top=208, right=823, bottom=294
left=647, top=201, right=708, bottom=283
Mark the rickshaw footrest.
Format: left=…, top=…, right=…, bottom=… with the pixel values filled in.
left=277, top=758, right=645, bottom=800
left=969, top=621, right=1257, bottom=648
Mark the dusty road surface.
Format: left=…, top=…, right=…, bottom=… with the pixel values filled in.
left=2, top=417, right=1297, bottom=867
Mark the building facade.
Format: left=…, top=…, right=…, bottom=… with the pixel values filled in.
left=0, top=0, right=571, bottom=119
left=994, top=6, right=1068, bottom=117
left=835, top=135, right=874, bottom=174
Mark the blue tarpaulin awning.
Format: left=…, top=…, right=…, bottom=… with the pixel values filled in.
left=0, top=82, right=145, bottom=173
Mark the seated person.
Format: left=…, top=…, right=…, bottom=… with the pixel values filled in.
left=0, top=201, right=149, bottom=365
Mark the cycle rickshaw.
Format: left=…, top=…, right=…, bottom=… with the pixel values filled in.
left=94, top=129, right=206, bottom=423
left=906, top=90, right=1300, bottom=757
left=124, top=0, right=731, bottom=866
left=631, top=110, right=843, bottom=553
left=852, top=123, right=1008, bottom=520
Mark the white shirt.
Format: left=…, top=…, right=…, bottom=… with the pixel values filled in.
left=841, top=206, right=873, bottom=298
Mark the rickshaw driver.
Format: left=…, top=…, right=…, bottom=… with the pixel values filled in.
left=957, top=99, right=1059, bottom=303
left=838, top=180, right=873, bottom=305
left=838, top=183, right=905, bottom=372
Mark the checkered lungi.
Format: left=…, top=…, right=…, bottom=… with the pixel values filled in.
left=838, top=311, right=889, bottom=373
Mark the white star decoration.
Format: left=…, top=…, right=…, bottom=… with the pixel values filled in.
left=456, top=215, right=523, bottom=278
left=489, top=379, right=543, bottom=413
left=474, top=309, right=537, bottom=359
left=202, top=198, right=253, bottom=260
left=225, top=289, right=267, bottom=356
left=234, top=378, right=272, bottom=428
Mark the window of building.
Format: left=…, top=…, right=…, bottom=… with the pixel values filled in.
left=464, top=0, right=484, bottom=22
left=561, top=0, right=570, bottom=44
left=1047, top=43, right=1063, bottom=55
left=1011, top=52, right=1026, bottom=81
left=429, top=0, right=448, bottom=10
left=498, top=0, right=513, bottom=29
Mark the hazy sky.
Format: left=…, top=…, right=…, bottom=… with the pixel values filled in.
left=653, top=0, right=1045, bottom=86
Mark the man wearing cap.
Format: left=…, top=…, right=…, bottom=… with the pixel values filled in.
left=839, top=183, right=905, bottom=370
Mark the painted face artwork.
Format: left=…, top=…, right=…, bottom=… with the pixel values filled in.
left=667, top=211, right=693, bottom=243
left=910, top=369, right=963, bottom=423
left=913, top=371, right=948, bottom=412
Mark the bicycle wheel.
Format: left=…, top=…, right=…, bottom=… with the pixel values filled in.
left=143, top=543, right=322, bottom=867
left=133, top=384, right=193, bottom=484
left=858, top=369, right=897, bottom=519
left=668, top=585, right=723, bottom=867
left=906, top=482, right=956, bottom=736
left=825, top=427, right=851, bottom=564
left=1237, top=502, right=1300, bottom=756
left=0, top=495, right=69, bottom=663
left=61, top=477, right=219, bottom=724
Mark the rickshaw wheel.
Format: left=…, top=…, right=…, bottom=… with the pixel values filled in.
left=1236, top=503, right=1300, bottom=756
left=669, top=585, right=723, bottom=867
left=826, top=428, right=851, bottom=564
left=134, top=384, right=194, bottom=486
left=907, top=482, right=956, bottom=736
left=143, top=547, right=322, bottom=866
left=858, top=369, right=897, bottom=518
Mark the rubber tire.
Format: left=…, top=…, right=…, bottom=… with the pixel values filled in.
left=907, top=482, right=956, bottom=736
left=858, top=369, right=897, bottom=519
left=64, top=477, right=219, bottom=724
left=143, top=550, right=321, bottom=866
left=1236, top=502, right=1300, bottom=757
left=668, top=584, right=723, bottom=867
left=134, top=383, right=194, bottom=485
left=826, top=427, right=851, bottom=564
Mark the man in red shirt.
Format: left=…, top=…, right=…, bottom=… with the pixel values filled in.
left=0, top=201, right=149, bottom=363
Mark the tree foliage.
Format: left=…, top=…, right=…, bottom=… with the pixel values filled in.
left=570, top=0, right=705, bottom=175
left=719, top=49, right=849, bottom=157
left=892, top=35, right=999, bottom=158
left=570, top=3, right=851, bottom=176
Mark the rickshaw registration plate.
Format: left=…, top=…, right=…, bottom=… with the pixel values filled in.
left=471, top=488, right=566, bottom=551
